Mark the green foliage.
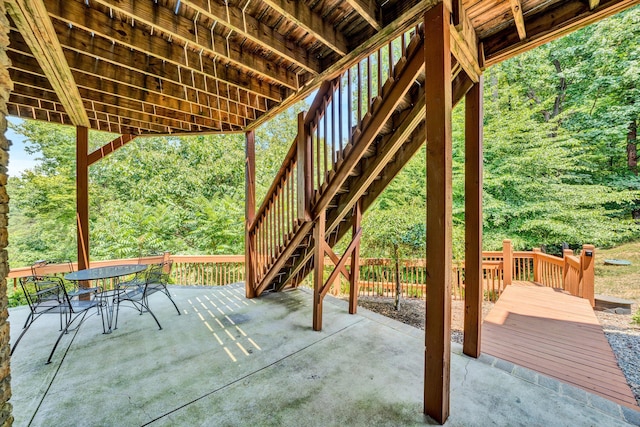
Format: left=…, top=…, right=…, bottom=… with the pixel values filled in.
left=633, top=308, right=640, bottom=325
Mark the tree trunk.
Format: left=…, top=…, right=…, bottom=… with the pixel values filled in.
left=394, top=245, right=401, bottom=311
left=627, top=118, right=638, bottom=175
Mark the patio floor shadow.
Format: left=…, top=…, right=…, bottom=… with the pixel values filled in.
left=8, top=284, right=639, bottom=426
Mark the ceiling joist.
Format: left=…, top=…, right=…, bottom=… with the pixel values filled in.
left=178, top=0, right=321, bottom=74
left=346, top=0, right=381, bottom=31
left=43, top=0, right=299, bottom=90
left=7, top=0, right=89, bottom=127
left=261, top=0, right=349, bottom=56
left=483, top=0, right=639, bottom=66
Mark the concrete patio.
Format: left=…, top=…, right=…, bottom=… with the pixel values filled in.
left=8, top=284, right=640, bottom=426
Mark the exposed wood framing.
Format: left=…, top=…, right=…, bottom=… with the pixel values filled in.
left=313, top=210, right=326, bottom=331
left=42, top=17, right=281, bottom=103
left=349, top=201, right=362, bottom=314
left=7, top=0, right=89, bottom=126
left=424, top=3, right=452, bottom=424
left=312, top=215, right=362, bottom=330
left=43, top=0, right=298, bottom=90
left=483, top=0, right=639, bottom=66
left=346, top=0, right=381, bottom=30
left=261, top=0, right=348, bottom=55
left=510, top=0, right=527, bottom=40
left=463, top=79, right=484, bottom=359
left=246, top=130, right=256, bottom=299
left=314, top=36, right=425, bottom=216
left=87, top=135, right=137, bottom=166
left=448, top=3, right=481, bottom=83
left=178, top=0, right=321, bottom=74
left=245, top=0, right=437, bottom=131
left=76, top=126, right=90, bottom=271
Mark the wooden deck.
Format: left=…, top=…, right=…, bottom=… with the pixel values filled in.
left=482, top=284, right=638, bottom=409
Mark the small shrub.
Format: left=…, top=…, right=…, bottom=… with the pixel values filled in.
left=633, top=308, right=640, bottom=325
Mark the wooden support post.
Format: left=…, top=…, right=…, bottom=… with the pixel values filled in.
left=503, top=239, right=513, bottom=286
left=349, top=200, right=362, bottom=314
left=424, top=4, right=452, bottom=424
left=76, top=126, right=90, bottom=272
left=580, top=244, right=595, bottom=306
left=313, top=210, right=326, bottom=331
left=162, top=251, right=171, bottom=273
left=463, top=79, right=483, bottom=359
left=532, top=248, right=541, bottom=283
left=563, top=248, right=573, bottom=294
left=245, top=130, right=256, bottom=298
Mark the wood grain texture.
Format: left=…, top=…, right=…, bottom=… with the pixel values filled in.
left=482, top=284, right=638, bottom=409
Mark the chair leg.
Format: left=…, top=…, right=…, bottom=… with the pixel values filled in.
left=10, top=322, right=34, bottom=356
left=46, top=311, right=89, bottom=364
left=163, top=287, right=181, bottom=315
left=143, top=302, right=162, bottom=330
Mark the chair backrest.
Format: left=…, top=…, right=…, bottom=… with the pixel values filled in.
left=20, top=276, right=64, bottom=315
left=30, top=260, right=49, bottom=278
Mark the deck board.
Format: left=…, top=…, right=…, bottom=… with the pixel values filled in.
left=482, top=284, right=638, bottom=409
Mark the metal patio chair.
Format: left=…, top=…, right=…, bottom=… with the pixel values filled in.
left=114, top=267, right=163, bottom=331
left=144, top=261, right=181, bottom=316
left=11, top=276, right=100, bottom=364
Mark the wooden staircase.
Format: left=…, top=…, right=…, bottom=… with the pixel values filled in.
left=246, top=25, right=473, bottom=304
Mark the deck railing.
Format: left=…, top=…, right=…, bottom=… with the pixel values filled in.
left=7, top=240, right=595, bottom=306
left=7, top=254, right=244, bottom=291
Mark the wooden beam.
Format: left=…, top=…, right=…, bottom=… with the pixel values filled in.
left=483, top=0, right=639, bottom=66
left=349, top=201, right=362, bottom=314
left=346, top=0, right=381, bottom=31
left=7, top=45, right=252, bottom=128
left=313, top=210, right=326, bottom=331
left=448, top=1, right=481, bottom=83
left=87, top=135, right=137, bottom=166
left=173, top=0, right=321, bottom=74
left=245, top=130, right=256, bottom=299
left=43, top=17, right=281, bottom=103
left=43, top=0, right=298, bottom=90
left=76, top=126, right=90, bottom=270
left=245, top=1, right=437, bottom=131
left=261, top=0, right=348, bottom=55
left=7, top=0, right=89, bottom=127
left=510, top=0, right=528, bottom=40
left=424, top=4, right=452, bottom=424
left=10, top=77, right=219, bottom=134
left=463, top=79, right=484, bottom=359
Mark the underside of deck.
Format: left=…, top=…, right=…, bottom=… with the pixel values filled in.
left=482, top=284, right=638, bottom=409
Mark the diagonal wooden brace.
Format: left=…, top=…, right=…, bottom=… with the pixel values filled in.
left=320, top=227, right=362, bottom=298
left=322, top=240, right=351, bottom=284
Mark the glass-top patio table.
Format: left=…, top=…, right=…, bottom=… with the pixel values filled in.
left=65, top=264, right=147, bottom=333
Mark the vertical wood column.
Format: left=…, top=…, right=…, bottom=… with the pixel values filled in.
left=503, top=239, right=513, bottom=286
left=313, top=210, right=326, bottom=331
left=76, top=126, right=90, bottom=271
left=245, top=130, right=256, bottom=298
left=463, top=79, right=484, bottom=359
left=424, top=3, right=452, bottom=424
left=580, top=244, right=595, bottom=306
left=349, top=200, right=362, bottom=314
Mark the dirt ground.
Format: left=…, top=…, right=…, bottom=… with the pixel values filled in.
left=350, top=296, right=494, bottom=344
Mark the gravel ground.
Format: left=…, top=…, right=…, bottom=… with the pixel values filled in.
left=595, top=307, right=640, bottom=406
left=354, top=296, right=640, bottom=406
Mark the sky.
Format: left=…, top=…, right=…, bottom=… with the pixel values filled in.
left=6, top=117, right=38, bottom=177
